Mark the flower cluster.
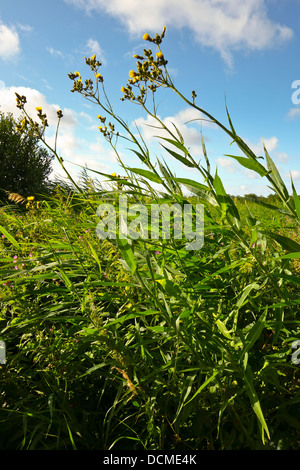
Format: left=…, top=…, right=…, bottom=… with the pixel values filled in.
left=69, top=54, right=103, bottom=96
left=120, top=27, right=169, bottom=104
left=35, top=106, right=49, bottom=128
left=14, top=94, right=63, bottom=139
left=15, top=92, right=27, bottom=110
left=97, top=114, right=116, bottom=138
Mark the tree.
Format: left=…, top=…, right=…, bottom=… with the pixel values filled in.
left=0, top=112, right=54, bottom=200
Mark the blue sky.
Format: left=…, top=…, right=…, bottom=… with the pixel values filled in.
left=1, top=0, right=300, bottom=196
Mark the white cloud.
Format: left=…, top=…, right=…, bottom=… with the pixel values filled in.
left=17, top=23, right=33, bottom=33
left=47, top=47, right=65, bottom=59
left=85, top=38, right=106, bottom=64
left=244, top=136, right=278, bottom=156
left=216, top=156, right=237, bottom=173
left=64, top=0, right=293, bottom=67
left=287, top=108, right=300, bottom=120
left=290, top=170, right=300, bottom=181
left=0, top=23, right=20, bottom=60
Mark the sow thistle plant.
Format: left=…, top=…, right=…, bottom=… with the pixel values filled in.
left=1, top=27, right=300, bottom=450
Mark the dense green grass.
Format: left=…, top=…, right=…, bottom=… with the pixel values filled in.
left=1, top=28, right=300, bottom=450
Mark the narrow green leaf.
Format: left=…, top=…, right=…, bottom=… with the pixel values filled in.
left=0, top=225, right=21, bottom=250
left=213, top=170, right=228, bottom=211
left=157, top=136, right=189, bottom=155
left=184, top=369, right=221, bottom=405
left=243, top=366, right=270, bottom=443
left=57, top=268, right=73, bottom=289
left=213, top=170, right=240, bottom=225
left=216, top=319, right=232, bottom=339
left=236, top=283, right=260, bottom=309
left=262, top=230, right=300, bottom=253
left=264, top=144, right=290, bottom=201
left=172, top=178, right=211, bottom=192
left=160, top=144, right=195, bottom=167
left=125, top=167, right=163, bottom=184
left=224, top=154, right=269, bottom=177
left=239, top=308, right=267, bottom=363
left=116, top=236, right=137, bottom=275
left=291, top=174, right=300, bottom=220
left=277, top=252, right=300, bottom=259
left=129, top=148, right=149, bottom=164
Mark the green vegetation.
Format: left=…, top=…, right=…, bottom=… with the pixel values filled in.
left=0, top=29, right=299, bottom=450
left=0, top=112, right=54, bottom=202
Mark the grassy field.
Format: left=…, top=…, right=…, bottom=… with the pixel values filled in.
left=1, top=29, right=300, bottom=450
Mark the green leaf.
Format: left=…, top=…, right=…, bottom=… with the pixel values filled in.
left=291, top=174, right=300, bottom=220
left=264, top=144, right=290, bottom=201
left=116, top=236, right=137, bottom=275
left=129, top=148, right=149, bottom=163
left=125, top=167, right=163, bottom=184
left=172, top=178, right=211, bottom=192
left=236, top=282, right=260, bottom=309
left=184, top=369, right=221, bottom=405
left=213, top=170, right=228, bottom=212
left=213, top=170, right=240, bottom=225
left=0, top=225, right=21, bottom=250
left=277, top=252, right=300, bottom=259
left=160, top=144, right=195, bottom=167
left=243, top=366, right=270, bottom=444
left=216, top=319, right=232, bottom=339
left=224, top=154, right=269, bottom=177
left=262, top=230, right=300, bottom=253
left=105, top=309, right=160, bottom=326
left=157, top=136, right=190, bottom=155
left=238, top=308, right=267, bottom=365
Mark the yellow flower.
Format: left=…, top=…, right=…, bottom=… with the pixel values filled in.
left=74, top=71, right=81, bottom=78
left=90, top=54, right=96, bottom=61
left=111, top=172, right=117, bottom=177
left=95, top=73, right=102, bottom=79
left=36, top=107, right=42, bottom=112
left=27, top=196, right=34, bottom=201
left=129, top=70, right=136, bottom=78
left=156, top=51, right=164, bottom=59
left=120, top=86, right=126, bottom=93
left=143, top=33, right=150, bottom=41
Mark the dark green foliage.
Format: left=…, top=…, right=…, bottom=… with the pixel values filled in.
left=0, top=112, right=54, bottom=200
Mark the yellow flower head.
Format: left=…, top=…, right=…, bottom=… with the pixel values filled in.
left=95, top=73, right=102, bottom=79
left=90, top=54, right=96, bottom=61
left=74, top=71, right=81, bottom=78
left=27, top=196, right=35, bottom=201
left=111, top=172, right=117, bottom=177
left=36, top=107, right=42, bottom=112
left=156, top=51, right=164, bottom=59
left=120, top=86, right=126, bottom=93
left=129, top=70, right=136, bottom=78
left=143, top=33, right=151, bottom=41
